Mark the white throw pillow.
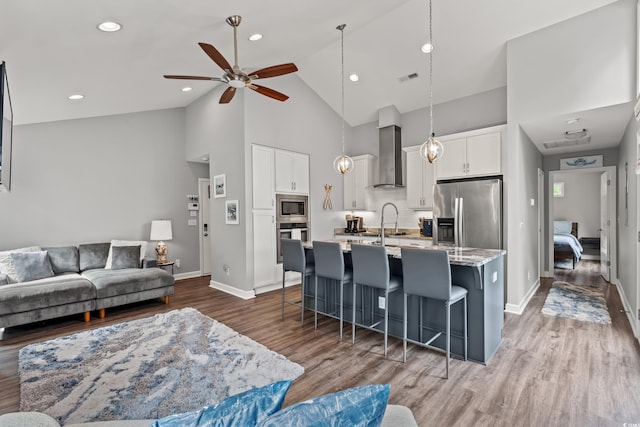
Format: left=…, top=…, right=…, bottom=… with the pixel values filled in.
left=105, top=240, right=148, bottom=269
left=553, top=221, right=572, bottom=234
left=0, top=246, right=41, bottom=283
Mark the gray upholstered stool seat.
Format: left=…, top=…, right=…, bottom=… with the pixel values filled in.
left=350, top=243, right=402, bottom=358
left=312, top=241, right=353, bottom=339
left=400, top=247, right=468, bottom=379
left=280, top=238, right=315, bottom=324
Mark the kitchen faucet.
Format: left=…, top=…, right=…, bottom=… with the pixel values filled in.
left=380, top=202, right=399, bottom=246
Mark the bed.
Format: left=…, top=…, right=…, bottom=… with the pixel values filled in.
left=553, top=221, right=583, bottom=269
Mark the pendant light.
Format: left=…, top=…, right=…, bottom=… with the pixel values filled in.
left=419, top=0, right=444, bottom=164
left=333, top=24, right=354, bottom=175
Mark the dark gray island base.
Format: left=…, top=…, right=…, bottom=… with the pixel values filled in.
left=304, top=241, right=505, bottom=364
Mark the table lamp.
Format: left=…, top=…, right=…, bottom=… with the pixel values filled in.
left=150, top=220, right=172, bottom=263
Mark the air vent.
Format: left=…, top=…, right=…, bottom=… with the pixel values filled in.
left=543, top=136, right=591, bottom=149
left=398, top=72, right=419, bottom=83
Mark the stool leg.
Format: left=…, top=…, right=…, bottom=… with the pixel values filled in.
left=352, top=283, right=357, bottom=345
left=463, top=296, right=468, bottom=361
left=281, top=269, right=286, bottom=321
left=300, top=274, right=305, bottom=325
left=445, top=301, right=450, bottom=379
left=339, top=281, right=344, bottom=340
left=383, top=289, right=389, bottom=358
left=314, top=276, right=319, bottom=330
left=403, top=292, right=408, bottom=363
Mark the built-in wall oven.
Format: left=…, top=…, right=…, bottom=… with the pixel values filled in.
left=275, top=194, right=309, bottom=263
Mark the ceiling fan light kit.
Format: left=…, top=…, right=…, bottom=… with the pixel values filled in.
left=164, top=15, right=298, bottom=104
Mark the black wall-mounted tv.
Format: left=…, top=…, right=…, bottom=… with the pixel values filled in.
left=0, top=60, right=13, bottom=192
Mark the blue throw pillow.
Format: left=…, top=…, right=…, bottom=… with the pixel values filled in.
left=257, top=384, right=390, bottom=427
left=151, top=380, right=292, bottom=427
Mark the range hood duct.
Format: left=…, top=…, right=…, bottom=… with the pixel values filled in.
left=374, top=124, right=404, bottom=188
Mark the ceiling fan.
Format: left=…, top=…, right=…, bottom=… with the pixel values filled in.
left=164, top=15, right=298, bottom=104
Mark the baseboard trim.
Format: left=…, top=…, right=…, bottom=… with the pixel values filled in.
left=614, top=278, right=639, bottom=342
left=174, top=271, right=201, bottom=281
left=505, top=278, right=540, bottom=315
left=209, top=279, right=256, bottom=300
left=254, top=278, right=301, bottom=295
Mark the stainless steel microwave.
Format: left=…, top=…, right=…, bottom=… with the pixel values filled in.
left=276, top=194, right=308, bottom=223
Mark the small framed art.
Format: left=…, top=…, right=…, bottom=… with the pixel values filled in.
left=213, top=174, right=226, bottom=198
left=226, top=200, right=239, bottom=224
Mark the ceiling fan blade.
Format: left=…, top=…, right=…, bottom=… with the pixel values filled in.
left=250, top=63, right=298, bottom=80
left=198, top=43, right=234, bottom=77
left=219, top=87, right=236, bottom=104
left=249, top=84, right=289, bottom=102
left=164, top=75, right=222, bottom=81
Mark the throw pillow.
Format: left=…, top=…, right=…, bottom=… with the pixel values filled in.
left=42, top=246, right=80, bottom=274
left=10, top=251, right=55, bottom=283
left=78, top=243, right=111, bottom=271
left=152, top=380, right=292, bottom=427
left=111, top=245, right=142, bottom=270
left=258, top=384, right=390, bottom=427
left=105, top=239, right=148, bottom=269
left=0, top=246, right=41, bottom=283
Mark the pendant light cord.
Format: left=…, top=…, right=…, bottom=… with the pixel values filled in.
left=338, top=24, right=346, bottom=155
left=428, top=0, right=434, bottom=138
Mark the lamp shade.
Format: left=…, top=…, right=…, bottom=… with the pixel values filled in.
left=150, top=220, right=172, bottom=241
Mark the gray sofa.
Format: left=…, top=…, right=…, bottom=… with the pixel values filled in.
left=0, top=243, right=175, bottom=334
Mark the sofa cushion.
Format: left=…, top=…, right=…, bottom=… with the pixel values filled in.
left=105, top=240, right=148, bottom=269
left=82, top=268, right=174, bottom=299
left=42, top=246, right=80, bottom=274
left=0, top=274, right=96, bottom=314
left=11, top=251, right=55, bottom=283
left=257, top=384, right=390, bottom=427
left=0, top=246, right=41, bottom=283
left=152, top=380, right=291, bottom=427
left=79, top=243, right=111, bottom=271
left=111, top=246, right=141, bottom=270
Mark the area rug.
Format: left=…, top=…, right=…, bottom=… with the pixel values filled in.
left=541, top=281, right=611, bottom=324
left=19, top=308, right=304, bottom=425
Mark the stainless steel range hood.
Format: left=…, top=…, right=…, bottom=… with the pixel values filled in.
left=374, top=106, right=404, bottom=188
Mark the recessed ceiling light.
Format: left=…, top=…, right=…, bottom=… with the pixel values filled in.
left=97, top=21, right=122, bottom=32
left=249, top=33, right=263, bottom=41
left=181, top=87, right=192, bottom=92
left=349, top=73, right=359, bottom=82
left=566, top=117, right=579, bottom=125
left=202, top=155, right=209, bottom=161
left=68, top=94, right=84, bottom=100
left=421, top=42, right=434, bottom=53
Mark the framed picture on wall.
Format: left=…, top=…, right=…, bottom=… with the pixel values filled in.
left=559, top=155, right=603, bottom=170
left=226, top=200, right=239, bottom=225
left=213, top=174, right=226, bottom=198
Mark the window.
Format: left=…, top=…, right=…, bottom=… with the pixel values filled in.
left=553, top=182, right=564, bottom=197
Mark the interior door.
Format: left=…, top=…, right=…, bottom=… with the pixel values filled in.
left=600, top=171, right=610, bottom=281
left=199, top=178, right=212, bottom=275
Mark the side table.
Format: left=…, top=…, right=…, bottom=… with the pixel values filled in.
left=157, top=261, right=175, bottom=275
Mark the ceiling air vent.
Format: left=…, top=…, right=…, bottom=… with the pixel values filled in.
left=543, top=136, right=591, bottom=149
left=398, top=72, right=419, bottom=83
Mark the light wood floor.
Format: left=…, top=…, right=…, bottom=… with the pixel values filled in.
left=1, top=260, right=639, bottom=426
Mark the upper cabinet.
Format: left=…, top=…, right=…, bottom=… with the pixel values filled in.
left=275, top=149, right=309, bottom=194
left=344, top=154, right=375, bottom=211
left=252, top=145, right=275, bottom=210
left=435, top=126, right=504, bottom=180
left=404, top=147, right=435, bottom=210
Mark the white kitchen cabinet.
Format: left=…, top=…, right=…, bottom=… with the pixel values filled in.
left=275, top=149, right=309, bottom=194
left=435, top=126, right=503, bottom=180
left=344, top=154, right=375, bottom=211
left=404, top=147, right=436, bottom=209
left=253, top=210, right=277, bottom=287
left=252, top=145, right=275, bottom=210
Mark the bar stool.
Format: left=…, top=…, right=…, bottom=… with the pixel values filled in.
left=312, top=241, right=353, bottom=339
left=280, top=238, right=315, bottom=324
left=350, top=243, right=402, bottom=358
left=400, top=247, right=467, bottom=379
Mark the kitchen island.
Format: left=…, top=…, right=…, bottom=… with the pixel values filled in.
left=304, top=240, right=505, bottom=364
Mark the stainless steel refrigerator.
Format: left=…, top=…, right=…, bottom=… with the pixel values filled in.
left=433, top=178, right=502, bottom=249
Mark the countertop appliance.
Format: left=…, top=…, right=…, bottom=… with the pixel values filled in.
left=433, top=178, right=502, bottom=249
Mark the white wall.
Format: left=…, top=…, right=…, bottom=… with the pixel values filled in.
left=505, top=0, right=636, bottom=311
left=553, top=172, right=601, bottom=237
left=0, top=108, right=208, bottom=273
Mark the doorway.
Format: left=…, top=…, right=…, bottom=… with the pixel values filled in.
left=199, top=178, right=211, bottom=275
left=547, top=166, right=617, bottom=283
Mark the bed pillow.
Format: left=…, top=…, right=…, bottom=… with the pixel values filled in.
left=0, top=246, right=41, bottom=283
left=111, top=245, right=142, bottom=270
left=258, top=384, right=390, bottom=427
left=105, top=240, right=148, bottom=269
left=152, top=380, right=292, bottom=427
left=553, top=221, right=572, bottom=234
left=10, top=251, right=55, bottom=283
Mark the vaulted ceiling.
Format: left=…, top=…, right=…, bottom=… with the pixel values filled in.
left=0, top=0, right=629, bottom=154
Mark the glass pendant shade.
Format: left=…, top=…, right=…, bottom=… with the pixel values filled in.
left=419, top=134, right=444, bottom=163
left=334, top=154, right=354, bottom=174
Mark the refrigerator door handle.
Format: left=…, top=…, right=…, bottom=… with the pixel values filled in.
left=454, top=197, right=459, bottom=247
left=459, top=198, right=464, bottom=247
